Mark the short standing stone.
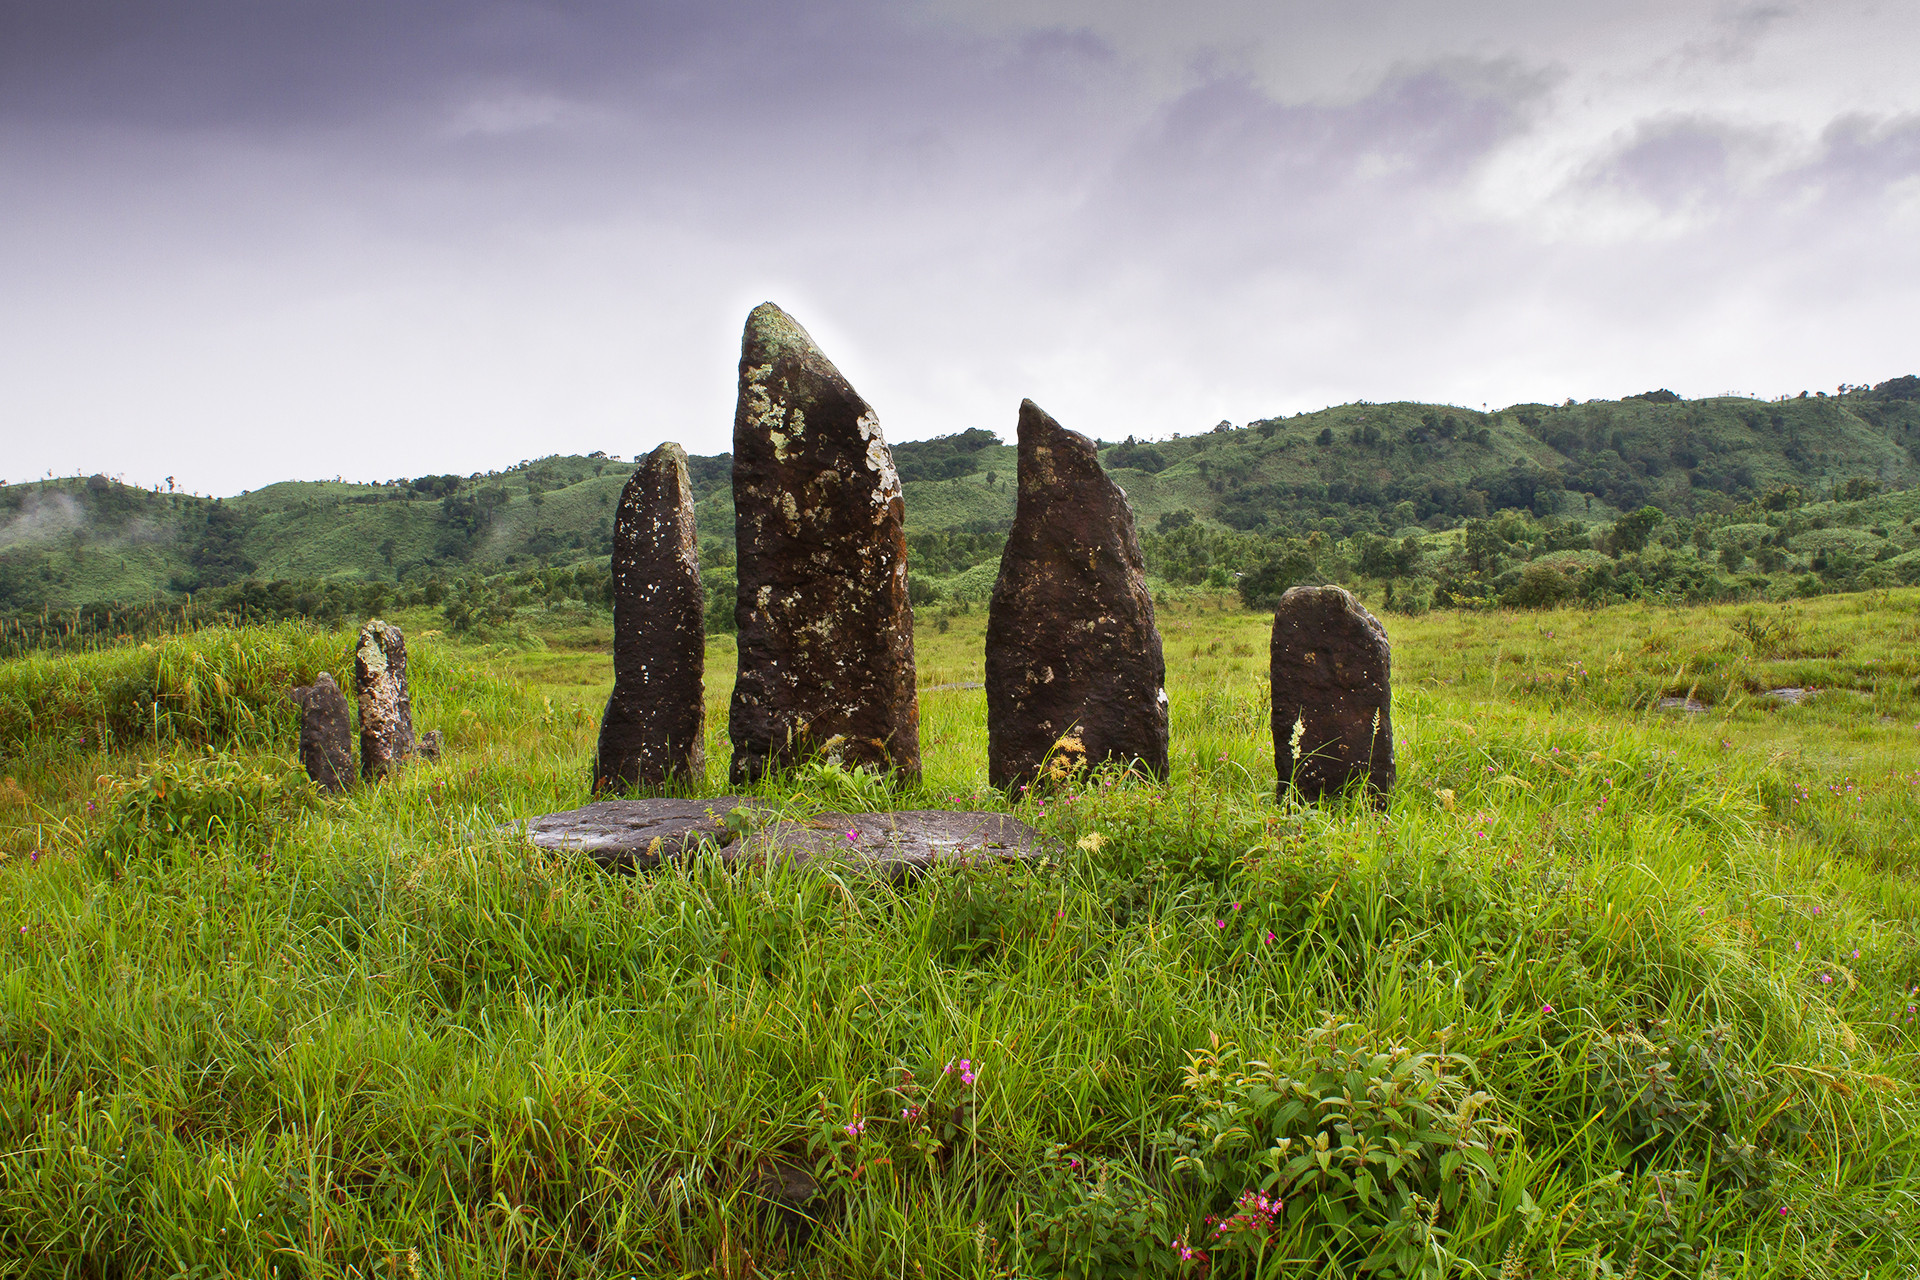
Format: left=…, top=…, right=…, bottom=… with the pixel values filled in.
left=1270, top=585, right=1394, bottom=803
left=594, top=443, right=705, bottom=790
left=290, top=672, right=354, bottom=794
left=986, top=399, right=1168, bottom=788
left=354, top=618, right=415, bottom=781
left=728, top=302, right=920, bottom=783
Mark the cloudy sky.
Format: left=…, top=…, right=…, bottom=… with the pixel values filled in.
left=3, top=1, right=1917, bottom=496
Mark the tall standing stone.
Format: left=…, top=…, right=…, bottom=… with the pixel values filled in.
left=291, top=672, right=354, bottom=794
left=1270, top=585, right=1394, bottom=804
left=986, top=399, right=1168, bottom=789
left=593, top=443, right=705, bottom=791
left=354, top=619, right=415, bottom=781
left=728, top=303, right=920, bottom=783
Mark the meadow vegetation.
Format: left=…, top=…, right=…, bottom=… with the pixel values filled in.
left=2, top=587, right=1918, bottom=1276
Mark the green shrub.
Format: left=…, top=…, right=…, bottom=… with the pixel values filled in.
left=1157, top=1018, right=1510, bottom=1276
left=1014, top=1146, right=1176, bottom=1279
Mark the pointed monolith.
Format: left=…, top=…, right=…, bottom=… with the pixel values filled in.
left=1270, top=585, right=1394, bottom=804
left=291, top=672, right=354, bottom=794
left=354, top=619, right=415, bottom=781
left=728, top=303, right=920, bottom=783
left=593, top=443, right=705, bottom=790
left=986, top=399, right=1168, bottom=789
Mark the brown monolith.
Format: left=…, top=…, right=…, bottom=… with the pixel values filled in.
left=1270, top=585, right=1394, bottom=803
left=728, top=303, right=920, bottom=783
left=354, top=619, right=414, bottom=781
left=593, top=443, right=705, bottom=790
left=986, top=399, right=1168, bottom=789
left=291, top=672, right=354, bottom=794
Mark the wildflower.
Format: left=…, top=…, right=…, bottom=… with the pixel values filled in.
left=1231, top=902, right=1241, bottom=911
left=1542, top=1004, right=1554, bottom=1015
left=1820, top=974, right=1833, bottom=985
left=846, top=829, right=859, bottom=842
left=1265, top=931, right=1276, bottom=944
left=1852, top=949, right=1860, bottom=959
left=843, top=1118, right=866, bottom=1138
left=1794, top=941, right=1801, bottom=951
left=1813, top=905, right=1821, bottom=915
left=1216, top=919, right=1226, bottom=929
left=1779, top=1206, right=1789, bottom=1216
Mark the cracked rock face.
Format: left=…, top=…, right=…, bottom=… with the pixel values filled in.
left=728, top=302, right=920, bottom=784
left=594, top=443, right=705, bottom=790
left=353, top=619, right=414, bottom=781
left=986, top=399, right=1168, bottom=789
left=291, top=672, right=354, bottom=794
left=1269, top=585, right=1395, bottom=804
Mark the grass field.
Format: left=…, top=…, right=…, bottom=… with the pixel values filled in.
left=2, top=591, right=1918, bottom=1277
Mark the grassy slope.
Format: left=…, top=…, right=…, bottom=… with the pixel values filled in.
left=10, top=391, right=1918, bottom=612
left=2, top=593, right=1918, bottom=1275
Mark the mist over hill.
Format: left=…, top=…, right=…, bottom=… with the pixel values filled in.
left=5, top=377, right=1918, bottom=638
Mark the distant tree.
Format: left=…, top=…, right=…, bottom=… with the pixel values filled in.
left=1237, top=541, right=1318, bottom=607
left=1156, top=508, right=1196, bottom=534
left=1610, top=506, right=1666, bottom=557
left=1316, top=428, right=1334, bottom=446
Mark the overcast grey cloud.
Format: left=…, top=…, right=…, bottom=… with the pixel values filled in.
left=1, top=1, right=1916, bottom=495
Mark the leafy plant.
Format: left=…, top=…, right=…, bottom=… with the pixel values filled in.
left=1158, top=1019, right=1510, bottom=1276
left=1014, top=1146, right=1176, bottom=1280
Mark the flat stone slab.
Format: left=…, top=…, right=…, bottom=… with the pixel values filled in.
left=513, top=797, right=763, bottom=870
left=511, top=799, right=1052, bottom=875
left=734, top=809, right=1056, bottom=877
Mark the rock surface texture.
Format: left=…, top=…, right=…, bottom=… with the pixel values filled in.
left=728, top=302, right=919, bottom=783
left=594, top=443, right=706, bottom=790
left=353, top=619, right=415, bottom=781
left=290, top=672, right=354, bottom=793
left=515, top=797, right=760, bottom=871
left=514, top=798, right=1051, bottom=876
left=1269, top=585, right=1395, bottom=803
left=986, top=399, right=1168, bottom=788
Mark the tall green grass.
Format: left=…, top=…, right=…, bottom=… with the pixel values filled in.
left=1, top=599, right=1918, bottom=1276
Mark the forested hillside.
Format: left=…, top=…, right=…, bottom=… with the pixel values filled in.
left=5, top=377, right=1917, bottom=640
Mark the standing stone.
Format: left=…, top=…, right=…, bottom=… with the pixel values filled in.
left=729, top=303, right=920, bottom=783
left=986, top=399, right=1168, bottom=789
left=1270, top=585, right=1394, bottom=804
left=354, top=619, right=415, bottom=781
left=290, top=672, right=354, bottom=794
left=593, top=443, right=705, bottom=791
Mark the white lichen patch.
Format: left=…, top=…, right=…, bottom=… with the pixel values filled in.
left=857, top=411, right=900, bottom=503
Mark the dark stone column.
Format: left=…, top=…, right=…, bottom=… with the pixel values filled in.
left=354, top=619, right=415, bottom=781
left=728, top=302, right=920, bottom=783
left=594, top=442, right=706, bottom=790
left=1270, top=585, right=1395, bottom=804
left=986, top=399, right=1168, bottom=789
left=291, top=672, right=354, bottom=793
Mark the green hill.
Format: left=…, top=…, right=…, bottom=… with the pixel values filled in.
left=4, top=378, right=1917, bottom=624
